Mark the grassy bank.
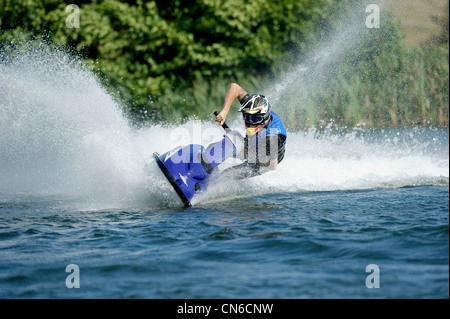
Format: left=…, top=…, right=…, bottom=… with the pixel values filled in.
left=381, top=0, right=448, bottom=47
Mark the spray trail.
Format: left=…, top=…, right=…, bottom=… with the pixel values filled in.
left=264, top=1, right=389, bottom=128
left=194, top=127, right=449, bottom=205
left=0, top=44, right=170, bottom=209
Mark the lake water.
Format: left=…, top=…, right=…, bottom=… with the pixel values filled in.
left=0, top=128, right=448, bottom=299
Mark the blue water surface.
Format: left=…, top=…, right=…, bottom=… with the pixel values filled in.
left=0, top=185, right=448, bottom=299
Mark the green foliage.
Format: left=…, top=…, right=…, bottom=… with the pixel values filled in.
left=0, top=0, right=448, bottom=127
left=1, top=0, right=331, bottom=118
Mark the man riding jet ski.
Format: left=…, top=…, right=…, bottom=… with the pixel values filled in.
left=153, top=83, right=287, bottom=206
left=215, top=82, right=287, bottom=179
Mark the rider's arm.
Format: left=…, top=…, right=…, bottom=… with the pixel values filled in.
left=216, top=83, right=248, bottom=125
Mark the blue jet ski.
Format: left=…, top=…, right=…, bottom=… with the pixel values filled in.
left=153, top=114, right=244, bottom=207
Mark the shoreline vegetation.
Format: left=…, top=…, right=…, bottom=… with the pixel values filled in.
left=0, top=0, right=448, bottom=129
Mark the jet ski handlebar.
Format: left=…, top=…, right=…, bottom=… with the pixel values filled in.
left=213, top=111, right=231, bottom=132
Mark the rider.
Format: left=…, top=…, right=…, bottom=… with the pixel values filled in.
left=215, top=83, right=287, bottom=179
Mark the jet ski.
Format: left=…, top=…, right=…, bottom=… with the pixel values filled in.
left=153, top=113, right=244, bottom=207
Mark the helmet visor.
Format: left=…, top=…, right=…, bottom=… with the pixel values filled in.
left=243, top=113, right=266, bottom=126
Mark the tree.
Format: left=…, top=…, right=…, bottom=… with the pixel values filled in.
left=1, top=0, right=333, bottom=119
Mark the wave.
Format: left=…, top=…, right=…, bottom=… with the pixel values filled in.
left=193, top=126, right=449, bottom=205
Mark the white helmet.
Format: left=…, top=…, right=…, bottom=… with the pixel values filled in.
left=238, top=94, right=271, bottom=135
